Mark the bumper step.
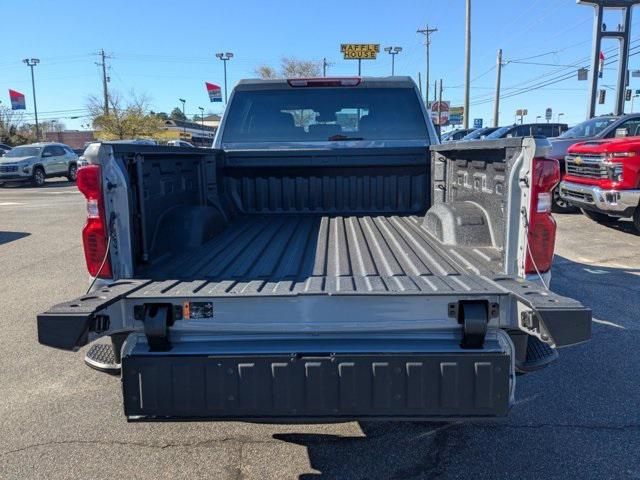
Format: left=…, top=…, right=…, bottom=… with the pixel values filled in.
left=85, top=343, right=121, bottom=374
left=121, top=335, right=513, bottom=421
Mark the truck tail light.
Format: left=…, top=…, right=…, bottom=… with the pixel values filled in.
left=525, top=158, right=560, bottom=275
left=76, top=165, right=112, bottom=278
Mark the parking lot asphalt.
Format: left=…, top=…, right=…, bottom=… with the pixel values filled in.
left=0, top=181, right=639, bottom=480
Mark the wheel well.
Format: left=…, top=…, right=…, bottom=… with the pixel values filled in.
left=32, top=164, right=44, bottom=172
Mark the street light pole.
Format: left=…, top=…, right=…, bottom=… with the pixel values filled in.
left=384, top=46, right=403, bottom=75
left=179, top=98, right=186, bottom=133
left=557, top=113, right=565, bottom=123
left=198, top=106, right=204, bottom=126
left=23, top=58, right=40, bottom=140
left=215, top=52, right=234, bottom=103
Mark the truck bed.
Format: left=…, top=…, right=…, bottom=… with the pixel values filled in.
left=138, top=214, right=502, bottom=298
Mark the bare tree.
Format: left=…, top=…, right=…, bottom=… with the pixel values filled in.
left=87, top=91, right=164, bottom=140
left=254, top=57, right=321, bottom=79
left=0, top=107, right=36, bottom=145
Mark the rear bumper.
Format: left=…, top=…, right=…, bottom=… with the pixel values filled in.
left=121, top=333, right=514, bottom=421
left=559, top=180, right=640, bottom=216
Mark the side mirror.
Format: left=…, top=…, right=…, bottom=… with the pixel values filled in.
left=615, top=127, right=629, bottom=138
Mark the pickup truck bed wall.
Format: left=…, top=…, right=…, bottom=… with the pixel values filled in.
left=125, top=144, right=508, bottom=288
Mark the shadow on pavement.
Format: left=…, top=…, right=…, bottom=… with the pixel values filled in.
left=0, top=231, right=30, bottom=246
left=274, top=421, right=458, bottom=479
left=271, top=256, right=640, bottom=479
left=0, top=180, right=74, bottom=189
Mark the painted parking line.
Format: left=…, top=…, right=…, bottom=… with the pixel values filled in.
left=592, top=317, right=626, bottom=329
left=0, top=202, right=25, bottom=206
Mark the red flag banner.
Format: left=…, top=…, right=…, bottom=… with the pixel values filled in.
left=9, top=89, right=26, bottom=110
left=206, top=82, right=222, bottom=102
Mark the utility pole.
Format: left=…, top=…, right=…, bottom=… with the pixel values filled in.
left=438, top=78, right=443, bottom=131
left=417, top=25, right=438, bottom=107
left=493, top=49, right=503, bottom=127
left=322, top=57, right=329, bottom=76
left=463, top=0, right=471, bottom=129
left=96, top=49, right=111, bottom=115
left=23, top=58, right=40, bottom=140
left=215, top=52, right=234, bottom=103
left=384, top=46, right=403, bottom=75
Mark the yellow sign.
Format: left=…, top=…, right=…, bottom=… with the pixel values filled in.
left=341, top=44, right=380, bottom=60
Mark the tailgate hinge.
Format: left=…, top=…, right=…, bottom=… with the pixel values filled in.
left=449, top=301, right=493, bottom=349
left=142, top=304, right=174, bottom=351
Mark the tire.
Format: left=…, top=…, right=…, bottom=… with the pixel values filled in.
left=67, top=163, right=77, bottom=182
left=580, top=208, right=617, bottom=225
left=32, top=167, right=45, bottom=187
left=551, top=186, right=577, bottom=213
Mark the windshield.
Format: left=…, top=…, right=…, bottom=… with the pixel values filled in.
left=559, top=117, right=617, bottom=138
left=484, top=126, right=513, bottom=139
left=5, top=146, right=41, bottom=158
left=223, top=87, right=428, bottom=143
left=462, top=127, right=498, bottom=140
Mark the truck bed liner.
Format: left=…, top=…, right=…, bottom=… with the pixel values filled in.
left=138, top=214, right=502, bottom=298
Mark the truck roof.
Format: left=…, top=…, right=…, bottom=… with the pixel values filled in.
left=235, top=76, right=418, bottom=91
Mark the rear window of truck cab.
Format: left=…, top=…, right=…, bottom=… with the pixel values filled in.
left=222, top=87, right=429, bottom=144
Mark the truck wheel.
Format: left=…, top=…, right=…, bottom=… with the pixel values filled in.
left=32, top=167, right=46, bottom=187
left=552, top=186, right=576, bottom=213
left=580, top=208, right=616, bottom=225
left=67, top=163, right=77, bottom=182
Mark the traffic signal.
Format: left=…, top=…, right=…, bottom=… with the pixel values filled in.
left=598, top=89, right=606, bottom=104
left=626, top=89, right=632, bottom=101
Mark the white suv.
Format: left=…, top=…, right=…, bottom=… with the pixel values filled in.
left=0, top=142, right=78, bottom=187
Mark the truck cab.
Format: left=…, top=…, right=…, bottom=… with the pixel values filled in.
left=559, top=135, right=640, bottom=231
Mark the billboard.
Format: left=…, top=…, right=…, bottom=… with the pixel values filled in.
left=449, top=106, right=464, bottom=126
left=9, top=89, right=25, bottom=110
left=205, top=82, right=222, bottom=102
left=340, top=44, right=380, bottom=60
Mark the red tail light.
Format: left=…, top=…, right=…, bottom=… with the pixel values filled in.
left=525, top=158, right=560, bottom=274
left=287, top=77, right=361, bottom=87
left=76, top=165, right=112, bottom=278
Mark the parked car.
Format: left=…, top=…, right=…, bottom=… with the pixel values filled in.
left=559, top=135, right=640, bottom=231
left=167, top=140, right=196, bottom=147
left=78, top=142, right=101, bottom=168
left=37, top=77, right=590, bottom=422
left=0, top=142, right=78, bottom=187
left=546, top=114, right=640, bottom=211
left=484, top=123, right=568, bottom=140
left=441, top=128, right=476, bottom=142
left=460, top=126, right=499, bottom=141
left=0, top=143, right=11, bottom=156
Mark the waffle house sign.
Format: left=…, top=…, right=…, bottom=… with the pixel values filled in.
left=341, top=44, right=380, bottom=60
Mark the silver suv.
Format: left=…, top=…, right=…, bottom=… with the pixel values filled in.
left=0, top=142, right=78, bottom=187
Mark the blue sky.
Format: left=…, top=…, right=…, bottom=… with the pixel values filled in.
left=2, top=0, right=637, bottom=130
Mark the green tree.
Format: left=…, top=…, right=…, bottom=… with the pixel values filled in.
left=170, top=107, right=186, bottom=121
left=88, top=92, right=164, bottom=140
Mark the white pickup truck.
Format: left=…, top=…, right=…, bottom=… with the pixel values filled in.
left=37, top=77, right=590, bottom=421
